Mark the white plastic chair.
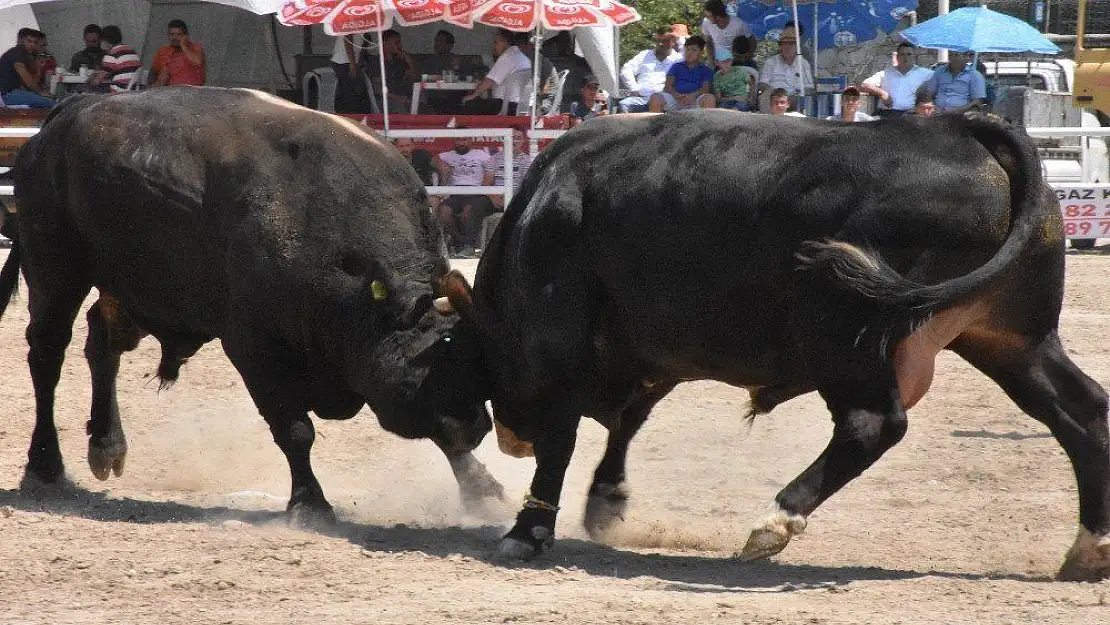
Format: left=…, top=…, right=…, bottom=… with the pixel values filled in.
left=360, top=66, right=382, bottom=115
left=302, top=66, right=337, bottom=112
left=545, top=69, right=570, bottom=115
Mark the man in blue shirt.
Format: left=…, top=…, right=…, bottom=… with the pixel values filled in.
left=648, top=35, right=714, bottom=112
left=924, top=51, right=986, bottom=113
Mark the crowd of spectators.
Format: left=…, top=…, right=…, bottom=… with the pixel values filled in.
left=1, top=19, right=206, bottom=109
left=617, top=0, right=987, bottom=121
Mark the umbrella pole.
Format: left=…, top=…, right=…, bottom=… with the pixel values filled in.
left=791, top=0, right=802, bottom=112
left=378, top=27, right=389, bottom=136
left=531, top=26, right=542, bottom=129
left=812, top=2, right=818, bottom=83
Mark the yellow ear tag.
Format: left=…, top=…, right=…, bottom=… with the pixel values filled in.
left=370, top=280, right=388, bottom=301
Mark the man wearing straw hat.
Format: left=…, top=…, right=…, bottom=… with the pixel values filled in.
left=757, top=28, right=813, bottom=112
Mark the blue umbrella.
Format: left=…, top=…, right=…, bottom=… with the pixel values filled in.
left=735, top=0, right=918, bottom=51
left=900, top=5, right=1060, bottom=54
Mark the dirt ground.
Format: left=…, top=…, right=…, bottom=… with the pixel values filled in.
left=1, top=251, right=1109, bottom=624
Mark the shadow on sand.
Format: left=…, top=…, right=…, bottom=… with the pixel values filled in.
left=0, top=482, right=1051, bottom=591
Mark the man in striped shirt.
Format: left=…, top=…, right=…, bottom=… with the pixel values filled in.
left=90, top=25, right=140, bottom=94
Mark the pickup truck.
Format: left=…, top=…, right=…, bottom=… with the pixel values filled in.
left=984, top=59, right=1109, bottom=248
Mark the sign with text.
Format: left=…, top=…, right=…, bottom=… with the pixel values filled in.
left=1053, top=184, right=1110, bottom=240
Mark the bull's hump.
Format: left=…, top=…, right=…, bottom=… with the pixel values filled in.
left=236, top=89, right=387, bottom=150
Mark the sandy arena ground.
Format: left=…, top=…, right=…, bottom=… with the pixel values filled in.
left=1, top=252, right=1109, bottom=624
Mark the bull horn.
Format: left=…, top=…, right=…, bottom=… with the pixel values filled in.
left=433, top=296, right=454, bottom=314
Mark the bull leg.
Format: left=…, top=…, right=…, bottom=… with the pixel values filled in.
left=223, top=342, right=334, bottom=528
left=496, top=401, right=581, bottom=560
left=440, top=448, right=507, bottom=514
left=583, top=381, right=677, bottom=539
left=24, top=279, right=91, bottom=484
left=954, top=331, right=1110, bottom=581
left=740, top=378, right=907, bottom=561
left=84, top=295, right=147, bottom=480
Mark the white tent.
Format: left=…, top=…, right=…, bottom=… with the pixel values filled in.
left=4, top=0, right=619, bottom=97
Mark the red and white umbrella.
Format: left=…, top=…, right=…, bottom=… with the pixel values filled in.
left=278, top=0, right=455, bottom=132
left=279, top=0, right=449, bottom=35
left=446, top=0, right=639, bottom=33
left=446, top=0, right=639, bottom=125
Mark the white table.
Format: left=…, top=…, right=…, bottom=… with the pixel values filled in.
left=409, top=81, right=477, bottom=114
left=49, top=72, right=90, bottom=95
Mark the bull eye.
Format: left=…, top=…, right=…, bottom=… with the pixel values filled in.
left=442, top=335, right=453, bottom=344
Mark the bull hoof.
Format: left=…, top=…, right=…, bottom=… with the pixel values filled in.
left=1057, top=529, right=1110, bottom=581
left=459, top=471, right=508, bottom=515
left=88, top=439, right=128, bottom=481
left=287, top=502, right=337, bottom=530
left=739, top=506, right=808, bottom=562
left=496, top=536, right=539, bottom=561
left=22, top=457, right=67, bottom=487
left=583, top=482, right=629, bottom=540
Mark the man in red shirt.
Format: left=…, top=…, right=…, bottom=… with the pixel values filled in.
left=151, top=19, right=205, bottom=87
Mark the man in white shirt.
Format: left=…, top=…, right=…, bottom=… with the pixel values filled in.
left=858, top=43, right=933, bottom=117
left=700, top=0, right=754, bottom=69
left=618, top=28, right=683, bottom=113
left=462, top=29, right=531, bottom=115
left=436, top=133, right=495, bottom=257
left=757, top=29, right=813, bottom=110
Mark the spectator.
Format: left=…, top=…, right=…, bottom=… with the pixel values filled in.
left=516, top=31, right=555, bottom=94
left=647, top=35, right=714, bottom=113
left=152, top=20, right=205, bottom=87
left=757, top=28, right=814, bottom=109
left=732, top=34, right=758, bottom=71
left=826, top=86, right=875, bottom=122
left=436, top=134, right=495, bottom=258
left=34, top=32, right=57, bottom=92
left=700, top=0, right=755, bottom=69
left=481, top=129, right=536, bottom=250
left=69, top=24, right=105, bottom=73
left=462, top=29, right=530, bottom=115
left=923, top=50, right=986, bottom=113
left=421, top=30, right=478, bottom=114
left=569, top=74, right=607, bottom=124
left=708, top=47, right=756, bottom=111
left=331, top=35, right=369, bottom=113
left=858, top=43, right=933, bottom=117
left=768, top=87, right=805, bottom=117
left=670, top=23, right=691, bottom=54
left=394, top=137, right=437, bottom=186
left=912, top=89, right=937, bottom=116
left=618, top=27, right=682, bottom=113
left=91, top=25, right=141, bottom=94
left=363, top=29, right=419, bottom=113
left=542, top=31, right=591, bottom=112
left=0, top=28, right=54, bottom=108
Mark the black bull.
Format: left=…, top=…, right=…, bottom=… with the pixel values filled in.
left=455, top=111, right=1110, bottom=580
left=1, top=87, right=505, bottom=523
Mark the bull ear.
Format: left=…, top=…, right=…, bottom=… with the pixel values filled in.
left=438, top=269, right=474, bottom=318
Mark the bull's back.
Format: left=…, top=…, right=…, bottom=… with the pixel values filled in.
left=15, top=88, right=409, bottom=338
left=485, top=111, right=1049, bottom=378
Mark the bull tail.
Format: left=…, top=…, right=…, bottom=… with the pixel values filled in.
left=0, top=222, right=19, bottom=322
left=796, top=115, right=1048, bottom=338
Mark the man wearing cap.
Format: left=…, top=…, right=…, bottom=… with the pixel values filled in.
left=757, top=28, right=814, bottom=111
left=618, top=27, right=682, bottom=113
left=569, top=74, right=608, bottom=123
left=922, top=50, right=986, bottom=113
left=708, top=47, right=756, bottom=111
left=701, top=0, right=755, bottom=70
left=826, top=86, right=876, bottom=122
left=648, top=35, right=714, bottom=113
left=858, top=43, right=933, bottom=117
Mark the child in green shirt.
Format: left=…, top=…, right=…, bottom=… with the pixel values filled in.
left=711, top=47, right=757, bottom=111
